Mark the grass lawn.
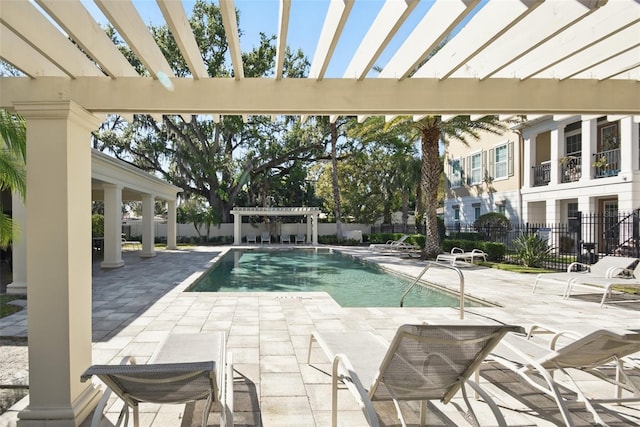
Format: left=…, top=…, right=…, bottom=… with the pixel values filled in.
left=0, top=295, right=25, bottom=319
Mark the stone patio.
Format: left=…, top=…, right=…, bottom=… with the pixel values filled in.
left=1, top=246, right=639, bottom=426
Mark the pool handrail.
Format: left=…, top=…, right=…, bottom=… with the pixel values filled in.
left=399, top=261, right=465, bottom=319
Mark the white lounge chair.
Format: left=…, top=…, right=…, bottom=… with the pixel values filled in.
left=260, top=232, right=271, bottom=243
left=307, top=323, right=522, bottom=427
left=485, top=328, right=640, bottom=426
left=295, top=233, right=305, bottom=244
left=436, top=247, right=487, bottom=265
left=280, top=234, right=291, bottom=244
left=533, top=255, right=638, bottom=294
left=564, top=261, right=640, bottom=306
left=369, top=235, right=420, bottom=256
left=245, top=234, right=257, bottom=244
left=121, top=237, right=142, bottom=250
left=81, top=332, right=233, bottom=427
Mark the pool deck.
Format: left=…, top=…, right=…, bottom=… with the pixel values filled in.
left=1, top=245, right=639, bottom=426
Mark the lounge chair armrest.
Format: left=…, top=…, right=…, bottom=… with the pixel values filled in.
left=567, top=262, right=589, bottom=272
left=332, top=353, right=380, bottom=427
left=605, top=266, right=631, bottom=278
left=452, top=247, right=464, bottom=254
left=464, top=380, right=507, bottom=427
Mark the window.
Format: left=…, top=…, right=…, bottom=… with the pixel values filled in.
left=453, top=205, right=460, bottom=221
left=567, top=203, right=578, bottom=219
left=470, top=152, right=482, bottom=185
left=498, top=205, right=506, bottom=216
left=474, top=206, right=481, bottom=220
left=565, top=132, right=581, bottom=156
left=494, top=144, right=508, bottom=179
left=450, top=158, right=462, bottom=188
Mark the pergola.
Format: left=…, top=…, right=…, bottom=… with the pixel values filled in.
left=230, top=206, right=321, bottom=245
left=0, top=0, right=639, bottom=425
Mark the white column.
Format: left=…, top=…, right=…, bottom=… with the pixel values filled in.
left=306, top=214, right=312, bottom=244
left=312, top=214, right=318, bottom=245
left=233, top=212, right=241, bottom=245
left=16, top=101, right=101, bottom=427
left=166, top=199, right=177, bottom=250
left=523, top=134, right=535, bottom=188
left=140, top=193, right=156, bottom=258
left=7, top=192, right=27, bottom=294
left=549, top=127, right=563, bottom=185
left=100, top=183, right=124, bottom=269
left=618, top=117, right=639, bottom=212
left=580, top=118, right=596, bottom=182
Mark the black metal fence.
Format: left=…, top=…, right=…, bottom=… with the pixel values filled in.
left=444, top=210, right=639, bottom=270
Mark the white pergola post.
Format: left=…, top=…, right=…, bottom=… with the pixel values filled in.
left=549, top=127, right=563, bottom=185
left=233, top=211, right=241, bottom=245
left=141, top=193, right=156, bottom=258
left=166, top=199, right=177, bottom=250
left=306, top=214, right=312, bottom=244
left=16, top=101, right=101, bottom=427
left=522, top=134, right=535, bottom=189
left=7, top=192, right=27, bottom=294
left=101, top=183, right=124, bottom=269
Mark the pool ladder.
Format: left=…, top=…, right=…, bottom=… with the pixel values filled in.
left=399, top=261, right=465, bottom=319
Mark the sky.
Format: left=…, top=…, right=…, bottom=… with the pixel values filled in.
left=78, top=0, right=445, bottom=78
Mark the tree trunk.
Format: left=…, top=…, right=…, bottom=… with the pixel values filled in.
left=330, top=122, right=343, bottom=238
left=421, top=125, right=442, bottom=258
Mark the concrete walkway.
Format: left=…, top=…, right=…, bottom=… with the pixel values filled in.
left=1, top=246, right=639, bottom=426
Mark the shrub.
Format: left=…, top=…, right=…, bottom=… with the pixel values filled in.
left=91, top=214, right=104, bottom=237
left=514, top=233, right=554, bottom=267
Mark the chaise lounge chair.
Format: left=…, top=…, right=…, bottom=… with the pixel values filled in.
left=564, top=261, right=640, bottom=306
left=260, top=232, right=271, bottom=244
left=532, top=255, right=638, bottom=294
left=280, top=234, right=291, bottom=244
left=485, top=328, right=640, bottom=426
left=369, top=235, right=420, bottom=257
left=307, top=323, right=522, bottom=427
left=246, top=233, right=257, bottom=244
left=436, top=247, right=487, bottom=266
left=81, top=332, right=233, bottom=427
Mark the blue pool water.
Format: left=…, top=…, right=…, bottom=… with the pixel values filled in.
left=187, top=249, right=484, bottom=308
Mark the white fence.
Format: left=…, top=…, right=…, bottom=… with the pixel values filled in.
left=123, top=221, right=371, bottom=242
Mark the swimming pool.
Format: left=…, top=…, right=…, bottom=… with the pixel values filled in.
left=187, top=248, right=485, bottom=308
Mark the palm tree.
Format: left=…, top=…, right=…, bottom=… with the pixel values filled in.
left=385, top=115, right=507, bottom=258
left=0, top=109, right=26, bottom=248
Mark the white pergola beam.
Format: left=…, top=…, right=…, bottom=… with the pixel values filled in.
left=569, top=48, right=640, bottom=81
left=36, top=0, right=139, bottom=78
left=496, top=0, right=640, bottom=80
left=413, top=0, right=541, bottom=79
left=344, top=0, right=418, bottom=80
left=95, top=0, right=174, bottom=80
left=452, top=0, right=606, bottom=80
left=157, top=0, right=209, bottom=79
left=219, top=0, right=244, bottom=79
left=2, top=77, right=638, bottom=115
left=440, top=115, right=456, bottom=122
left=308, top=0, right=354, bottom=80
left=0, top=0, right=104, bottom=77
left=0, top=23, right=67, bottom=78
left=275, top=0, right=291, bottom=80
left=379, top=0, right=480, bottom=80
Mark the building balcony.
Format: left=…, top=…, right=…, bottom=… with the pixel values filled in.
left=593, top=148, right=620, bottom=179
left=532, top=161, right=550, bottom=186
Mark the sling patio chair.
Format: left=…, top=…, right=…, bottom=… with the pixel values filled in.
left=307, top=323, right=523, bottom=427
left=81, top=332, right=233, bottom=427
left=245, top=233, right=257, bottom=244
left=260, top=232, right=271, bottom=244
left=280, top=233, right=291, bottom=244
left=532, top=255, right=638, bottom=295
left=295, top=233, right=306, bottom=244
left=564, top=261, right=640, bottom=306
left=484, top=328, right=640, bottom=426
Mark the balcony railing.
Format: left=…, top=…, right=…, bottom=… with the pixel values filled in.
left=593, top=148, right=620, bottom=178
left=560, top=156, right=581, bottom=183
left=532, top=161, right=550, bottom=186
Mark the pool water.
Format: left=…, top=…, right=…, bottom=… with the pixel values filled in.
left=187, top=249, right=484, bottom=308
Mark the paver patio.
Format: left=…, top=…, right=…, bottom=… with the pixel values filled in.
left=1, top=246, right=639, bottom=426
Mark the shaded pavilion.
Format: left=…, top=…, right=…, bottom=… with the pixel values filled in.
left=0, top=0, right=638, bottom=425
